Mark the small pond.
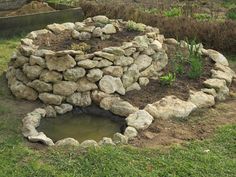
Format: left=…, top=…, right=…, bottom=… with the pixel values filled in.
left=38, top=106, right=126, bottom=142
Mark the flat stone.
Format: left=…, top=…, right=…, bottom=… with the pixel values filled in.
left=134, top=54, right=153, bottom=71
left=100, top=96, right=121, bottom=110
left=39, top=93, right=63, bottom=105
left=103, top=47, right=125, bottom=56
left=77, top=59, right=98, bottom=69
left=28, top=80, right=52, bottom=93
left=110, top=100, right=138, bottom=117
left=205, top=49, right=229, bottom=66
left=92, top=15, right=110, bottom=24
left=96, top=59, right=113, bottom=68
left=26, top=29, right=51, bottom=39
left=23, top=64, right=43, bottom=80
left=144, top=95, right=197, bottom=119
left=40, top=70, right=63, bottom=83
left=46, top=54, right=76, bottom=72
left=114, top=56, right=134, bottom=66
left=29, top=55, right=46, bottom=68
left=77, top=77, right=98, bottom=92
left=53, top=81, right=77, bottom=96
left=94, top=51, right=116, bottom=61
left=211, top=69, right=233, bottom=84
left=126, top=110, right=153, bottom=130
left=102, top=24, right=116, bottom=34
left=102, top=66, right=123, bottom=77
left=47, top=23, right=66, bottom=34
left=80, top=140, right=98, bottom=148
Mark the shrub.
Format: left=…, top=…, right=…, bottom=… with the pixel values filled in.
left=126, top=20, right=145, bottom=32
left=193, top=13, right=212, bottom=21
left=163, top=7, right=182, bottom=17
left=160, top=73, right=176, bottom=86
left=71, top=42, right=91, bottom=52
left=226, top=8, right=236, bottom=20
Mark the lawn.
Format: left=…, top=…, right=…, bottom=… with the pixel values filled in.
left=0, top=37, right=235, bottom=177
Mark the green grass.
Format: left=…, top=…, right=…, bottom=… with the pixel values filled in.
left=0, top=38, right=20, bottom=74
left=0, top=38, right=235, bottom=177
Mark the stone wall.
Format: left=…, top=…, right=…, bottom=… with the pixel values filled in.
left=0, top=0, right=27, bottom=10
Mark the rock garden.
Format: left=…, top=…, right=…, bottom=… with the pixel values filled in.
left=6, top=15, right=236, bottom=148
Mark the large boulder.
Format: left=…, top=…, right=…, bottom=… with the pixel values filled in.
left=39, top=93, right=63, bottom=105
left=144, top=96, right=197, bottom=119
left=126, top=110, right=153, bottom=130
left=53, top=81, right=77, bottom=96
left=188, top=91, right=215, bottom=108
left=27, top=80, right=52, bottom=93
left=99, top=75, right=125, bottom=95
left=45, top=54, right=76, bottom=72
left=66, top=92, right=91, bottom=107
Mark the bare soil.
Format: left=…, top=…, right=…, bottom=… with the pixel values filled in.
left=122, top=57, right=214, bottom=109
left=34, top=29, right=142, bottom=53
left=4, top=1, right=55, bottom=17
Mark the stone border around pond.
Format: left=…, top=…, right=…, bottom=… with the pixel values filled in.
left=6, top=15, right=236, bottom=147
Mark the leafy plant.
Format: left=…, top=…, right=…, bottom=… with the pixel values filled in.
left=126, top=20, right=145, bottom=32
left=142, top=7, right=159, bottom=15
left=187, top=40, right=203, bottom=79
left=193, top=13, right=212, bottom=21
left=160, top=73, right=176, bottom=86
left=71, top=42, right=91, bottom=52
left=226, top=8, right=236, bottom=20
left=163, top=7, right=182, bottom=17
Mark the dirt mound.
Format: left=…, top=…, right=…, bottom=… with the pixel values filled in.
left=7, top=1, right=55, bottom=17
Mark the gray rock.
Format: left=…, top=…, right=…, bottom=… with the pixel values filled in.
left=29, top=55, right=46, bottom=68
left=96, top=59, right=113, bottom=68
left=99, top=75, right=125, bottom=95
left=113, top=133, right=128, bottom=145
left=124, top=127, right=138, bottom=140
left=139, top=77, right=149, bottom=86
left=92, top=15, right=110, bottom=24
left=126, top=82, right=141, bottom=92
left=62, top=22, right=75, bottom=30
left=78, top=32, right=92, bottom=41
left=102, top=66, right=123, bottom=77
left=103, top=47, right=125, bottom=56
left=26, top=29, right=51, bottom=39
left=214, top=63, right=236, bottom=79
left=188, top=91, right=215, bottom=108
left=150, top=40, right=162, bottom=51
left=80, top=140, right=98, bottom=148
left=46, top=54, right=76, bottom=72
left=114, top=56, right=134, bottom=66
left=134, top=35, right=149, bottom=50
left=14, top=55, right=29, bottom=68
left=211, top=69, right=233, bottom=84
left=78, top=26, right=95, bottom=33
left=92, top=27, right=103, bottom=37
left=34, top=49, right=55, bottom=57
left=53, top=81, right=77, bottom=96
left=10, top=81, right=38, bottom=101
left=15, top=69, right=30, bottom=84
left=28, top=80, right=52, bottom=92
left=54, top=104, right=73, bottom=114
left=98, top=137, right=115, bottom=146
left=64, top=67, right=86, bottom=81
left=47, top=23, right=66, bottom=34
left=134, top=54, right=152, bottom=71
left=110, top=100, right=139, bottom=117
left=77, top=59, right=98, bottom=69
left=77, top=77, right=98, bottom=92
left=87, top=69, right=103, bottom=82
left=23, top=64, right=43, bottom=80
left=91, top=90, right=110, bottom=104
left=100, top=96, right=121, bottom=110
left=28, top=132, right=54, bottom=146
left=40, top=70, right=63, bottom=83
left=66, top=92, right=91, bottom=107
left=205, top=49, right=229, bottom=66
left=19, top=45, right=37, bottom=57
left=201, top=88, right=217, bottom=97
left=126, top=110, right=153, bottom=130
left=39, top=93, right=63, bottom=105
left=55, top=138, right=79, bottom=146
left=144, top=95, right=197, bottom=119
left=94, top=51, right=116, bottom=61
left=102, top=24, right=116, bottom=34
left=45, top=105, right=57, bottom=118
left=124, top=47, right=136, bottom=56
left=122, top=65, right=140, bottom=88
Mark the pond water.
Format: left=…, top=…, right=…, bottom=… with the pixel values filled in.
left=38, top=107, right=125, bottom=143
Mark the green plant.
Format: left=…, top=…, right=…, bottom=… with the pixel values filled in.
left=226, top=8, right=236, bottom=20
left=142, top=7, right=159, bottom=15
left=160, top=73, right=176, bottom=86
left=193, top=13, right=212, bottom=21
left=163, top=7, right=182, bottom=17
left=187, top=40, right=203, bottom=79
left=71, top=42, right=91, bottom=52
left=126, top=20, right=145, bottom=32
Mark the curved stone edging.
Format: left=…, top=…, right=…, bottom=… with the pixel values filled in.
left=5, top=15, right=236, bottom=147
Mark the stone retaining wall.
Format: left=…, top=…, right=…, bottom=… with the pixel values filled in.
left=0, top=0, right=27, bottom=10
left=6, top=16, right=236, bottom=147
